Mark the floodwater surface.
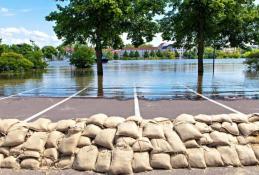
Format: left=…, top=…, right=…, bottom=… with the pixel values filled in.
left=0, top=59, right=258, bottom=100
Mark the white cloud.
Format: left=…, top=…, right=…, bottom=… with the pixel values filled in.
left=0, top=27, right=61, bottom=47
left=0, top=7, right=15, bottom=16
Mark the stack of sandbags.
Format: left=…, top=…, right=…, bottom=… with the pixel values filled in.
left=0, top=113, right=259, bottom=174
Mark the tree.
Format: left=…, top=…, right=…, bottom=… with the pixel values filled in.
left=156, top=50, right=163, bottom=58
left=105, top=50, right=114, bottom=60
left=144, top=51, right=149, bottom=58
left=70, top=45, right=95, bottom=68
left=25, top=50, right=48, bottom=69
left=134, top=51, right=140, bottom=58
left=114, top=52, right=119, bottom=60
left=46, top=0, right=167, bottom=75
left=57, top=45, right=66, bottom=60
left=123, top=51, right=129, bottom=58
left=129, top=51, right=135, bottom=58
left=150, top=50, right=156, bottom=57
left=160, top=0, right=259, bottom=75
left=42, top=46, right=58, bottom=60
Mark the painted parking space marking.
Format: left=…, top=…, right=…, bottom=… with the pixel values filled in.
left=179, top=83, right=245, bottom=115
left=134, top=86, right=141, bottom=117
left=0, top=87, right=43, bottom=101
left=24, top=87, right=88, bottom=122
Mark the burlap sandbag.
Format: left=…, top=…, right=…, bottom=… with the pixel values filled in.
left=170, top=154, right=189, bottom=169
left=0, top=154, right=3, bottom=164
left=249, top=113, right=259, bottom=122
left=109, top=146, right=134, bottom=175
left=204, top=147, right=224, bottom=167
left=2, top=127, right=28, bottom=147
left=221, top=122, right=239, bottom=136
left=56, top=119, right=76, bottom=132
left=194, top=114, right=212, bottom=124
left=73, top=145, right=98, bottom=171
left=46, top=131, right=64, bottom=148
left=132, top=137, right=153, bottom=152
left=210, top=131, right=230, bottom=146
left=195, top=122, right=212, bottom=133
left=48, top=122, right=57, bottom=132
left=19, top=150, right=41, bottom=159
left=142, top=122, right=165, bottom=139
left=132, top=152, right=152, bottom=172
left=21, top=158, right=40, bottom=170
left=116, top=137, right=136, bottom=147
left=164, top=127, right=186, bottom=153
left=95, top=149, right=112, bottom=173
left=56, top=156, right=75, bottom=169
left=198, top=133, right=213, bottom=145
left=151, top=139, right=173, bottom=153
left=94, top=128, right=116, bottom=149
left=212, top=114, right=232, bottom=123
left=235, top=145, right=258, bottom=166
left=174, top=123, right=202, bottom=142
left=41, top=158, right=54, bottom=168
left=44, top=148, right=58, bottom=161
left=126, top=116, right=143, bottom=125
left=10, top=144, right=23, bottom=156
left=187, top=148, right=206, bottom=169
left=0, top=147, right=9, bottom=156
left=238, top=123, right=259, bottom=136
left=228, top=133, right=238, bottom=144
left=58, top=131, right=81, bottom=155
left=251, top=144, right=259, bottom=160
left=0, top=156, right=20, bottom=169
left=87, top=113, right=108, bottom=127
left=117, top=121, right=140, bottom=138
left=210, top=122, right=222, bottom=131
left=28, top=118, right=51, bottom=132
left=150, top=153, right=171, bottom=169
left=77, top=136, right=91, bottom=148
left=0, top=119, right=19, bottom=134
left=184, top=140, right=200, bottom=148
left=217, top=146, right=241, bottom=167
left=238, top=135, right=259, bottom=144
left=23, top=132, right=48, bottom=153
left=82, top=124, right=101, bottom=138
left=154, top=117, right=173, bottom=128
left=229, top=113, right=248, bottom=123
left=104, top=116, right=125, bottom=128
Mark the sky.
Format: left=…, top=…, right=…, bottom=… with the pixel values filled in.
left=0, top=0, right=258, bottom=48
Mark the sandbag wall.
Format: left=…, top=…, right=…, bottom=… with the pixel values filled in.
left=0, top=113, right=259, bottom=174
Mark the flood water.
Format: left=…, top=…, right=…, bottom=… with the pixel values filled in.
left=0, top=59, right=258, bottom=100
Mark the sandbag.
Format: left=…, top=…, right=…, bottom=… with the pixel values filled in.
left=56, top=119, right=76, bottom=132
left=198, top=133, right=213, bottom=145
left=116, top=137, right=136, bottom=147
left=44, top=148, right=58, bottom=161
left=56, top=156, right=75, bottom=169
left=249, top=113, right=259, bottom=122
left=0, top=119, right=19, bottom=134
left=204, top=147, right=224, bottom=167
left=210, top=122, right=222, bottom=131
left=251, top=144, right=259, bottom=160
left=154, top=117, right=173, bottom=128
left=195, top=122, right=212, bottom=133
left=151, top=139, right=173, bottom=153
left=104, top=116, right=125, bottom=128
left=150, top=153, right=171, bottom=169
left=19, top=150, right=41, bottom=159
left=212, top=114, right=232, bottom=123
left=170, top=154, right=189, bottom=169
left=23, top=132, right=48, bottom=153
left=238, top=123, right=259, bottom=136
left=187, top=148, right=206, bottom=169
left=109, top=146, right=133, bottom=175
left=132, top=152, right=152, bottom=172
left=46, top=131, right=64, bottom=148
left=174, top=114, right=196, bottom=124
left=132, top=137, right=153, bottom=152
left=94, top=128, right=116, bottom=149
left=10, top=144, right=23, bottom=156
left=41, top=158, right=54, bottom=168
left=229, top=113, right=248, bottom=123
left=174, top=123, right=202, bottom=141
left=126, top=115, right=143, bottom=124
left=117, top=121, right=140, bottom=138
left=221, top=122, right=239, bottom=136
left=194, top=114, right=212, bottom=124
left=21, top=158, right=40, bottom=169
left=210, top=131, right=230, bottom=146
left=235, top=145, right=258, bottom=166
left=217, top=146, right=241, bottom=167
left=0, top=147, right=9, bottom=156
left=48, top=122, right=57, bottom=131
left=0, top=154, right=3, bottom=165
left=82, top=124, right=101, bottom=138
left=142, top=122, right=165, bottom=139
left=88, top=113, right=108, bottom=127
left=95, top=149, right=112, bottom=173
left=2, top=127, right=28, bottom=147
left=73, top=145, right=98, bottom=171
left=77, top=136, right=91, bottom=148
left=184, top=140, right=200, bottom=148
left=0, top=156, right=20, bottom=169
left=28, top=118, right=51, bottom=132
left=58, top=131, right=81, bottom=155
left=164, top=128, right=186, bottom=153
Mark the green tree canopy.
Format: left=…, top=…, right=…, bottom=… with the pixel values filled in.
left=70, top=45, right=95, bottom=68
left=160, top=0, right=259, bottom=75
left=42, top=46, right=58, bottom=60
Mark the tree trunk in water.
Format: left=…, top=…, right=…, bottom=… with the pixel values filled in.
left=95, top=41, right=103, bottom=76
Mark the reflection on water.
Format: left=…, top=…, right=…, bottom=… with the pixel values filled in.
left=0, top=59, right=258, bottom=100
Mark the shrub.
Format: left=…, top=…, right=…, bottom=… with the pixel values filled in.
left=134, top=51, right=140, bottom=57
left=150, top=50, right=156, bottom=57
left=164, top=50, right=176, bottom=59
left=0, top=52, right=34, bottom=72
left=129, top=51, right=135, bottom=58
left=42, top=46, right=58, bottom=60
left=144, top=51, right=149, bottom=58
left=244, top=49, right=259, bottom=71
left=70, top=45, right=95, bottom=68
left=123, top=51, right=129, bottom=58
left=25, top=50, right=48, bottom=69
left=156, top=50, right=163, bottom=57
left=114, top=53, right=119, bottom=60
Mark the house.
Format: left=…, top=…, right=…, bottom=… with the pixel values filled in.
left=113, top=47, right=159, bottom=58
left=158, top=43, right=186, bottom=58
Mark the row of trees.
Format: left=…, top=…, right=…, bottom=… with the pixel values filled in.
left=47, top=0, right=259, bottom=75
left=120, top=50, right=177, bottom=60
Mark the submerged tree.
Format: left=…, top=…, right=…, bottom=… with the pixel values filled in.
left=46, top=0, right=167, bottom=75
left=160, top=0, right=259, bottom=75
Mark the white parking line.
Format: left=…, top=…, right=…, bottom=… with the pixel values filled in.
left=0, top=87, right=42, bottom=101
left=24, top=87, right=88, bottom=122
left=134, top=86, right=141, bottom=117
left=179, top=83, right=244, bottom=114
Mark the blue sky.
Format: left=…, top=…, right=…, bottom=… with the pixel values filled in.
left=0, top=0, right=258, bottom=47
